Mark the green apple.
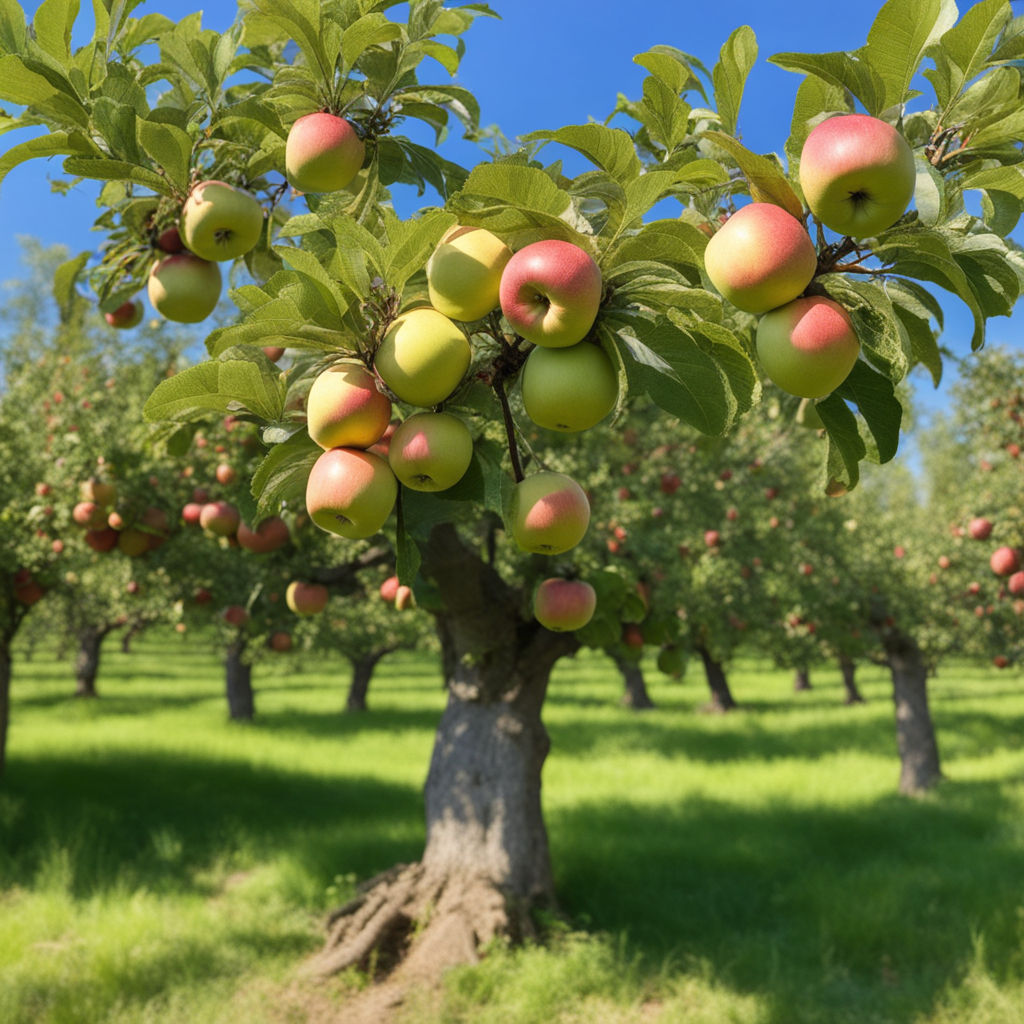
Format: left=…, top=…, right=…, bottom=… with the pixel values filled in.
left=148, top=253, right=222, bottom=323
left=104, top=299, right=144, bottom=329
left=305, top=447, right=398, bottom=539
left=286, top=581, right=329, bottom=615
left=374, top=307, right=471, bottom=407
left=533, top=578, right=597, bottom=631
left=426, top=225, right=513, bottom=322
left=306, top=361, right=392, bottom=450
left=756, top=296, right=860, bottom=399
left=388, top=411, right=473, bottom=491
left=286, top=112, right=365, bottom=194
left=499, top=239, right=603, bottom=348
left=520, top=342, right=618, bottom=432
left=509, top=471, right=590, bottom=555
left=180, top=180, right=264, bottom=262
left=703, top=203, right=818, bottom=314
left=799, top=114, right=916, bottom=239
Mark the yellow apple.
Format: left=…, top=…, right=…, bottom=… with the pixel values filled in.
left=181, top=180, right=264, bottom=262
left=426, top=225, right=513, bottom=322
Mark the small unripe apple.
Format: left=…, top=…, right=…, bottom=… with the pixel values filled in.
left=148, top=253, right=222, bottom=323
left=533, top=578, right=597, bottom=632
left=104, top=299, right=144, bottom=329
left=388, top=412, right=474, bottom=492
left=520, top=342, right=618, bottom=432
left=286, top=581, right=329, bottom=616
left=181, top=180, right=264, bottom=262
left=374, top=308, right=471, bottom=407
left=799, top=114, right=916, bottom=239
left=285, top=113, right=365, bottom=194
left=509, top=471, right=590, bottom=555
left=306, top=361, right=392, bottom=450
left=199, top=500, right=240, bottom=537
left=703, top=202, right=817, bottom=314
left=426, top=225, right=513, bottom=322
left=236, top=516, right=290, bottom=554
left=756, top=296, right=860, bottom=399
left=499, top=239, right=603, bottom=348
left=305, top=447, right=398, bottom=539
left=990, top=546, right=1020, bottom=577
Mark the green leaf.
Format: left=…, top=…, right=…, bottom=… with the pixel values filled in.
left=604, top=218, right=707, bottom=280
left=769, top=50, right=885, bottom=116
left=712, top=25, right=757, bottom=136
left=524, top=124, right=642, bottom=186
left=52, top=250, right=89, bottom=321
left=634, top=46, right=709, bottom=101
left=33, top=0, right=80, bottom=62
left=606, top=261, right=722, bottom=320
left=887, top=279, right=943, bottom=386
left=0, top=0, right=27, bottom=52
left=818, top=275, right=908, bottom=382
left=341, top=12, right=402, bottom=71
left=863, top=0, right=957, bottom=111
left=962, top=164, right=1024, bottom=200
left=136, top=118, right=193, bottom=192
left=913, top=152, right=945, bottom=227
left=251, top=430, right=319, bottom=520
left=637, top=74, right=692, bottom=153
left=144, top=351, right=286, bottom=424
left=394, top=496, right=423, bottom=586
left=786, top=74, right=849, bottom=169
left=382, top=209, right=456, bottom=292
left=834, top=360, right=902, bottom=463
left=0, top=129, right=96, bottom=188
left=62, top=156, right=174, bottom=195
left=701, top=131, right=804, bottom=219
left=816, top=393, right=864, bottom=491
left=0, top=54, right=90, bottom=127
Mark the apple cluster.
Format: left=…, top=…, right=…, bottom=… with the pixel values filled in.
left=69, top=476, right=172, bottom=557
left=705, top=114, right=916, bottom=401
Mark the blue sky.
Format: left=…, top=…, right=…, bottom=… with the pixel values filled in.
left=0, top=0, right=1021, bottom=411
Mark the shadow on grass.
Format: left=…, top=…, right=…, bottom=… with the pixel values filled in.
left=551, top=777, right=1024, bottom=1024
left=0, top=751, right=424, bottom=899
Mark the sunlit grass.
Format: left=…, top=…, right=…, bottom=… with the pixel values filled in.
left=2, top=635, right=1023, bottom=1023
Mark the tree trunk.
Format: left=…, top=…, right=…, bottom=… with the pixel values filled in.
left=696, top=645, right=737, bottom=711
left=793, top=665, right=811, bottom=692
left=346, top=650, right=388, bottom=712
left=225, top=638, right=254, bottom=721
left=74, top=627, right=105, bottom=698
left=885, top=630, right=941, bottom=794
left=0, top=643, right=10, bottom=780
left=612, top=651, right=655, bottom=709
left=839, top=654, right=865, bottom=704
left=311, top=523, right=576, bottom=1000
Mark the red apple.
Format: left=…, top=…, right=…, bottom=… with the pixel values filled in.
left=286, top=581, right=329, bottom=616
left=236, top=516, right=290, bottom=554
left=990, top=546, right=1020, bottom=577
left=199, top=501, right=240, bottom=537
left=533, top=578, right=597, bottom=632
left=969, top=517, right=994, bottom=540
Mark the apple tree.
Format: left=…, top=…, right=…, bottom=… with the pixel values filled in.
left=3, top=0, right=1024, bottom=984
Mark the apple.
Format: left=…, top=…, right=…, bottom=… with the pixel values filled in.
left=182, top=502, right=203, bottom=526
left=756, top=296, right=860, bottom=398
left=263, top=346, right=285, bottom=362
left=990, top=546, right=1020, bottom=577
left=368, top=421, right=398, bottom=459
left=499, top=239, right=603, bottom=348
left=799, top=114, right=916, bottom=239
left=657, top=645, right=686, bottom=677
left=305, top=447, right=398, bottom=539
left=269, top=631, right=293, bottom=652
left=192, top=487, right=210, bottom=503
left=222, top=605, right=249, bottom=627
left=117, top=528, right=151, bottom=557
left=306, top=361, right=392, bottom=450
left=84, top=527, right=119, bottom=552
left=426, top=225, right=513, bottom=321
left=180, top=180, right=263, bottom=262
left=194, top=587, right=213, bottom=604
left=14, top=577, right=45, bottom=606
left=236, top=516, right=290, bottom=554
left=394, top=585, right=415, bottom=611
left=35, top=482, right=51, bottom=497
left=80, top=478, right=117, bottom=506
left=126, top=580, right=140, bottom=595
left=993, top=655, right=1010, bottom=669
left=73, top=501, right=106, bottom=529
left=795, top=397, right=824, bottom=429
left=938, top=555, right=951, bottom=569
left=215, top=463, right=236, bottom=485
left=968, top=517, right=993, bottom=540
left=199, top=500, right=240, bottom=537
left=533, top=578, right=597, bottom=632
left=286, top=581, right=329, bottom=616
left=622, top=624, right=645, bottom=650
left=520, top=342, right=618, bottom=432
left=509, top=471, right=590, bottom=555
left=1008, top=571, right=1024, bottom=596
left=104, top=299, right=144, bottom=329
left=148, top=253, right=222, bottom=323
left=374, top=308, right=471, bottom=407
left=380, top=575, right=400, bottom=603
left=387, top=412, right=473, bottom=492
left=703, top=203, right=817, bottom=314
left=155, top=225, right=184, bottom=253
left=285, top=112, right=365, bottom=194
left=704, top=530, right=721, bottom=548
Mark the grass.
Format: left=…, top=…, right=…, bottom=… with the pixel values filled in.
left=1, top=635, right=1023, bottom=1023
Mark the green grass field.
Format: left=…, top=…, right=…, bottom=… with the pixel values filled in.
left=1, top=635, right=1023, bottom=1023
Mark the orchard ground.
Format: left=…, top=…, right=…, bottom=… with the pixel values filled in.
left=1, top=635, right=1023, bottom=1024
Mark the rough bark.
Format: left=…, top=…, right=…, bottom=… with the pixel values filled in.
left=613, top=651, right=655, bottom=709
left=839, top=654, right=865, bottom=704
left=310, top=523, right=576, bottom=996
left=225, top=638, right=254, bottom=721
left=0, top=643, right=10, bottom=780
left=696, top=645, right=737, bottom=712
left=74, top=627, right=107, bottom=698
left=793, top=665, right=812, bottom=692
left=884, top=630, right=942, bottom=794
left=346, top=649, right=393, bottom=712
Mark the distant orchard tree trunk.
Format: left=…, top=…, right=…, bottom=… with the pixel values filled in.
left=345, top=649, right=394, bottom=712
left=0, top=642, right=11, bottom=779
left=793, top=665, right=812, bottom=692
left=75, top=626, right=109, bottom=698
left=613, top=651, right=655, bottom=709
left=839, top=654, right=865, bottom=704
left=884, top=629, right=941, bottom=794
left=225, top=638, right=254, bottom=721
left=696, top=645, right=737, bottom=712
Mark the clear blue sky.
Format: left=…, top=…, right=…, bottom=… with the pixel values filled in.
left=1, top=0, right=1021, bottom=409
